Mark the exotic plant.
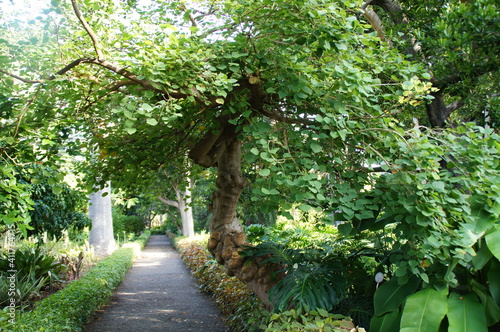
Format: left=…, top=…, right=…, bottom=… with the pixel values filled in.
left=242, top=243, right=347, bottom=312
left=0, top=247, right=66, bottom=283
left=0, top=247, right=66, bottom=308
left=335, top=125, right=500, bottom=331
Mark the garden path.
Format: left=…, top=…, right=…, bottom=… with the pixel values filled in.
left=83, top=235, right=228, bottom=332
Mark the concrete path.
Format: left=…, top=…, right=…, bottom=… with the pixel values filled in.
left=84, top=235, right=228, bottom=332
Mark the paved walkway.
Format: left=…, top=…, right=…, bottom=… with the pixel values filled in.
left=84, top=235, right=228, bottom=332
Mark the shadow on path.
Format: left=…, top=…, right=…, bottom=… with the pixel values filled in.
left=84, top=235, right=228, bottom=332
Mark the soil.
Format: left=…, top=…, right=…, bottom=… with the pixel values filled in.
left=83, top=235, right=229, bottom=332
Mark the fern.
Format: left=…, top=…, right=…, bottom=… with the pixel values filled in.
left=241, top=242, right=347, bottom=312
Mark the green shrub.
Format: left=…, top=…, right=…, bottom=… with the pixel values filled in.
left=0, top=247, right=66, bottom=307
left=172, top=233, right=266, bottom=332
left=150, top=224, right=167, bottom=235
left=2, top=231, right=150, bottom=331
left=112, top=211, right=145, bottom=235
left=262, top=307, right=365, bottom=332
left=172, top=233, right=362, bottom=332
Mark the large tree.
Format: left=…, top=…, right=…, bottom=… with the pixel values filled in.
left=2, top=1, right=499, bottom=323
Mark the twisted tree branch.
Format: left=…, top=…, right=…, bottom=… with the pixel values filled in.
left=71, top=0, right=105, bottom=61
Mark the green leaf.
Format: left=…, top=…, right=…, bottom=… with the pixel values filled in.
left=400, top=288, right=448, bottom=332
left=125, top=127, right=137, bottom=134
left=471, top=243, right=493, bottom=270
left=374, top=276, right=420, bottom=316
left=430, top=181, right=445, bottom=192
left=146, top=118, right=158, bottom=126
left=52, top=185, right=63, bottom=195
left=140, top=103, right=153, bottom=112
left=485, top=225, right=500, bottom=261
left=337, top=222, right=352, bottom=236
left=370, top=310, right=401, bottom=332
left=297, top=204, right=312, bottom=212
left=259, top=169, right=271, bottom=176
left=310, top=142, right=322, bottom=153
left=447, top=293, right=487, bottom=332
left=471, top=279, right=500, bottom=326
left=488, top=259, right=500, bottom=306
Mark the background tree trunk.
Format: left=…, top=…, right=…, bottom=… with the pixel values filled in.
left=176, top=179, right=195, bottom=237
left=158, top=177, right=195, bottom=237
left=88, top=182, right=116, bottom=256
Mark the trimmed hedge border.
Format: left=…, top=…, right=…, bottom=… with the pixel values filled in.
left=8, top=231, right=150, bottom=332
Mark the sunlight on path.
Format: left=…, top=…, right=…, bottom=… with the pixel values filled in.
left=84, top=235, right=227, bottom=332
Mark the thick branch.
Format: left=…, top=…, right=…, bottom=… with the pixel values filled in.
left=446, top=99, right=465, bottom=114
left=238, top=78, right=315, bottom=126
left=369, top=0, right=421, bottom=57
left=158, top=195, right=179, bottom=208
left=370, top=0, right=405, bottom=25
left=1, top=56, right=190, bottom=99
left=71, top=0, right=105, bottom=61
left=363, top=8, right=387, bottom=42
left=189, top=119, right=238, bottom=167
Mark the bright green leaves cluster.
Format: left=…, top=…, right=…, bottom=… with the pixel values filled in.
left=365, top=125, right=500, bottom=331
left=372, top=281, right=497, bottom=332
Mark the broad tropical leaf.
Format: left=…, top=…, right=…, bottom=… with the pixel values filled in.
left=400, top=288, right=447, bottom=332
left=488, top=259, right=500, bottom=306
left=471, top=279, right=500, bottom=326
left=373, top=275, right=420, bottom=316
left=370, top=310, right=401, bottom=332
left=447, top=293, right=487, bottom=332
left=485, top=225, right=500, bottom=261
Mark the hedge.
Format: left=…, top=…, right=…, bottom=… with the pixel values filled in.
left=6, top=231, right=150, bottom=332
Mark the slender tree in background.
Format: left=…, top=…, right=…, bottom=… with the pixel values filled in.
left=157, top=175, right=195, bottom=237
left=88, top=182, right=116, bottom=256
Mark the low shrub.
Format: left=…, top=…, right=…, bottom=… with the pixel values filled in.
left=263, top=307, right=366, bottom=332
left=172, top=233, right=266, bottom=332
left=150, top=224, right=167, bottom=235
left=171, top=233, right=362, bottom=332
left=112, top=211, right=146, bottom=235
left=3, top=231, right=150, bottom=331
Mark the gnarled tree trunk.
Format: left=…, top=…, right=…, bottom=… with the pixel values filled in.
left=191, top=132, right=277, bottom=308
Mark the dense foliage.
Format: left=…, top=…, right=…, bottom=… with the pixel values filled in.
left=18, top=165, right=91, bottom=240
left=172, top=233, right=364, bottom=332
